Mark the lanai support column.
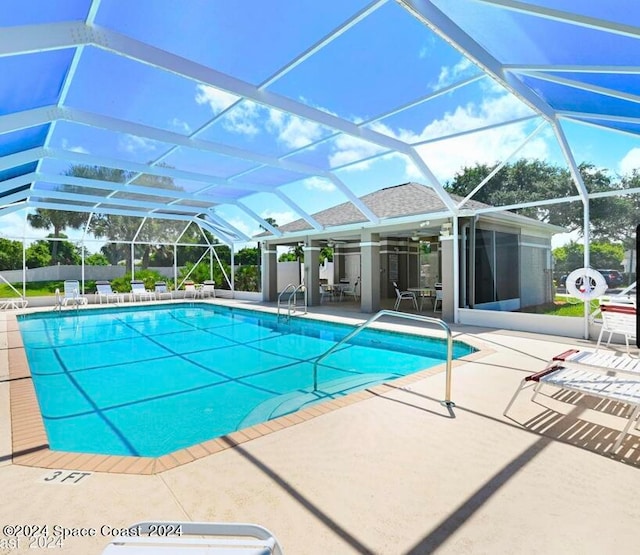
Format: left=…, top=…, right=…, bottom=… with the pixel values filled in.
left=440, top=233, right=455, bottom=321
left=360, top=231, right=380, bottom=313
left=261, top=241, right=278, bottom=302
left=304, top=241, right=321, bottom=306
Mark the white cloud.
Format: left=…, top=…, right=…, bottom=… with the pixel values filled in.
left=260, top=209, right=296, bottom=226
left=328, top=135, right=387, bottom=171
left=267, top=110, right=327, bottom=149
left=170, top=117, right=192, bottom=134
left=119, top=135, right=158, bottom=154
left=195, top=84, right=239, bottom=114
left=618, top=147, right=640, bottom=176
left=61, top=138, right=89, bottom=154
left=434, top=57, right=475, bottom=90
left=302, top=177, right=336, bottom=192
left=0, top=210, right=28, bottom=240
left=368, top=91, right=545, bottom=182
left=220, top=100, right=262, bottom=137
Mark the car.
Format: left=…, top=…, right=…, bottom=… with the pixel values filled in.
left=596, top=269, right=624, bottom=288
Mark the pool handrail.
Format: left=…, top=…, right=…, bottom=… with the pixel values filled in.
left=277, top=283, right=307, bottom=321
left=312, top=310, right=455, bottom=407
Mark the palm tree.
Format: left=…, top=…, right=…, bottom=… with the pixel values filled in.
left=27, top=209, right=87, bottom=264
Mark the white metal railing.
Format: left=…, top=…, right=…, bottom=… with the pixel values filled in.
left=312, top=310, right=455, bottom=407
left=277, top=283, right=307, bottom=321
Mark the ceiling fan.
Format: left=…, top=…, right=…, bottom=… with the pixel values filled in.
left=323, top=238, right=348, bottom=247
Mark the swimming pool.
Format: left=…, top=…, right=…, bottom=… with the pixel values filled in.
left=18, top=304, right=474, bottom=457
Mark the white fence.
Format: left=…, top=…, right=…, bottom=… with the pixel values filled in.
left=0, top=265, right=176, bottom=283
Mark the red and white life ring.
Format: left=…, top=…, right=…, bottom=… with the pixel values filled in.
left=565, top=268, right=608, bottom=301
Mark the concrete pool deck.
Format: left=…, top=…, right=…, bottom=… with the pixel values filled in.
left=1, top=299, right=639, bottom=554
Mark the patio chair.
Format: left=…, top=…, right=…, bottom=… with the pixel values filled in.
left=433, top=283, right=443, bottom=312
left=340, top=278, right=359, bottom=301
left=200, top=279, right=216, bottom=298
left=95, top=280, right=121, bottom=304
left=130, top=280, right=155, bottom=302
left=183, top=280, right=199, bottom=299
left=154, top=281, right=173, bottom=300
left=596, top=302, right=637, bottom=355
left=320, top=283, right=333, bottom=303
left=101, top=521, right=283, bottom=554
left=61, top=280, right=88, bottom=306
left=0, top=297, right=28, bottom=310
left=504, top=348, right=640, bottom=453
left=393, top=281, right=418, bottom=311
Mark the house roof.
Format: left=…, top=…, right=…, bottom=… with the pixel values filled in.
left=257, top=182, right=563, bottom=239
left=267, top=183, right=487, bottom=234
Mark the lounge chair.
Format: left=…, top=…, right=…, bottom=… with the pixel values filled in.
left=0, top=297, right=28, bottom=310
left=596, top=302, right=637, bottom=355
left=101, top=521, right=283, bottom=554
left=200, top=279, right=216, bottom=298
left=504, top=348, right=640, bottom=453
left=95, top=281, right=122, bottom=304
left=183, top=280, right=199, bottom=299
left=61, top=280, right=88, bottom=306
left=130, top=280, right=155, bottom=302
left=154, top=281, right=173, bottom=300
left=393, top=281, right=418, bottom=311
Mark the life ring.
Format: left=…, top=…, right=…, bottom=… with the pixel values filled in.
left=565, top=268, right=607, bottom=300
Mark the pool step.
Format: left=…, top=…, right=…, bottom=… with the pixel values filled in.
left=238, top=372, right=394, bottom=429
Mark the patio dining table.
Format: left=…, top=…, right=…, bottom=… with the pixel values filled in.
left=408, top=287, right=434, bottom=311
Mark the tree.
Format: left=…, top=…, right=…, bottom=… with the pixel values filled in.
left=86, top=252, right=109, bottom=266
left=25, top=241, right=51, bottom=268
left=447, top=159, right=633, bottom=241
left=0, top=238, right=23, bottom=270
left=553, top=241, right=624, bottom=275
left=27, top=209, right=87, bottom=263
left=69, top=164, right=189, bottom=272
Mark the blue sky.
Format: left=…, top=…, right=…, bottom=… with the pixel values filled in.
left=1, top=0, right=640, bottom=248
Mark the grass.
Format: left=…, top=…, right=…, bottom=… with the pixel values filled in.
left=0, top=281, right=97, bottom=298
left=520, top=296, right=600, bottom=317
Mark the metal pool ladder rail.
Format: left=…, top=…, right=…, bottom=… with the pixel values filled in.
left=312, top=310, right=455, bottom=407
left=277, top=283, right=307, bottom=321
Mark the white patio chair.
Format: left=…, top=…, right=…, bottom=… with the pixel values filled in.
left=154, top=281, right=173, bottom=300
left=433, top=283, right=443, bottom=312
left=340, top=278, right=359, bottom=301
left=393, top=281, right=418, bottom=311
left=61, top=280, right=88, bottom=306
left=95, top=281, right=121, bottom=304
left=130, top=280, right=155, bottom=302
left=596, top=302, right=637, bottom=355
left=200, top=280, right=216, bottom=298
left=101, top=521, right=283, bottom=554
left=183, top=280, right=199, bottom=299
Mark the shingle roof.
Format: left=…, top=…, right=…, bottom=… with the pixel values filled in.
left=270, top=182, right=488, bottom=234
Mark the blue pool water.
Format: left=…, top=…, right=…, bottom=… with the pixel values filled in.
left=18, top=304, right=474, bottom=457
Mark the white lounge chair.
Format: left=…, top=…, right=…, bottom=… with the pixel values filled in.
left=393, top=281, right=418, bottom=311
left=504, top=348, right=640, bottom=453
left=183, top=280, right=199, bottom=299
left=200, top=280, right=216, bottom=298
left=61, top=280, right=88, bottom=306
left=596, top=302, right=637, bottom=355
left=101, top=521, right=283, bottom=554
left=0, top=297, right=28, bottom=310
left=154, top=281, right=173, bottom=300
left=95, top=281, right=121, bottom=304
left=130, top=280, right=155, bottom=302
